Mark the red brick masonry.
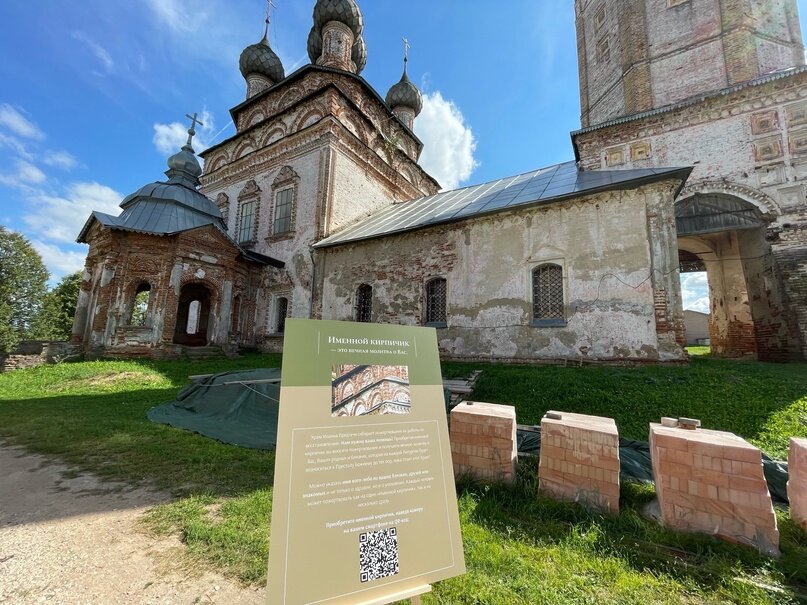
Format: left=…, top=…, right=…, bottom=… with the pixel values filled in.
left=539, top=411, right=621, bottom=514
left=789, top=438, right=807, bottom=531
left=449, top=401, right=517, bottom=484
left=649, top=423, right=779, bottom=556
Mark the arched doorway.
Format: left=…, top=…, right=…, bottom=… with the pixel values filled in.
left=173, top=283, right=213, bottom=346
left=676, top=193, right=788, bottom=360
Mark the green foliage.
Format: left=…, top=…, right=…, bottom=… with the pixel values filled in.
left=2, top=355, right=807, bottom=602
left=32, top=271, right=82, bottom=341
left=0, top=226, right=49, bottom=352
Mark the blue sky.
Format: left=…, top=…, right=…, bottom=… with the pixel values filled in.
left=1, top=0, right=805, bottom=313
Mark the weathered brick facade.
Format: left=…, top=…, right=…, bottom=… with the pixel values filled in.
left=573, top=1, right=807, bottom=361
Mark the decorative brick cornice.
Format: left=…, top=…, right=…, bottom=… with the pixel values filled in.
left=678, top=179, right=782, bottom=217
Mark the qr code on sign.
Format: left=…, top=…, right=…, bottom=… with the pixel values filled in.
left=359, top=527, right=399, bottom=583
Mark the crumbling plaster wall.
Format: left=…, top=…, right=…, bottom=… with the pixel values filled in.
left=72, top=226, right=261, bottom=358
left=320, top=182, right=686, bottom=363
left=574, top=72, right=807, bottom=358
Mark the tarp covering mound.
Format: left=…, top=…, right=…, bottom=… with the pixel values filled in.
left=147, top=368, right=282, bottom=449
left=148, top=370, right=790, bottom=504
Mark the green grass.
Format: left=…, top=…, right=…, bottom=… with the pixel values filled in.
left=1, top=355, right=807, bottom=603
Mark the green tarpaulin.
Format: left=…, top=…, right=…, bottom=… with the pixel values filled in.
left=147, top=368, right=282, bottom=449
left=148, top=369, right=790, bottom=504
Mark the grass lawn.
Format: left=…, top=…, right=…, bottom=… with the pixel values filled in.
left=1, top=354, right=806, bottom=603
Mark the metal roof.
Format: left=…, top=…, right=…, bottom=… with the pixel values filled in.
left=315, top=161, right=692, bottom=248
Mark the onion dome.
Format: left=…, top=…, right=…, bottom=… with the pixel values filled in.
left=239, top=34, right=285, bottom=84
left=386, top=68, right=423, bottom=116
left=312, top=0, right=364, bottom=39
left=352, top=36, right=367, bottom=73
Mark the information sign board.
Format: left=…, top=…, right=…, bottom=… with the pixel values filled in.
left=267, top=319, right=465, bottom=605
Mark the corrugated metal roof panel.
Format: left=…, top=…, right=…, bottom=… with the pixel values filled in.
left=315, top=161, right=691, bottom=248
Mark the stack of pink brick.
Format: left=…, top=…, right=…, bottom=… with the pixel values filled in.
left=449, top=401, right=517, bottom=484
left=538, top=411, right=621, bottom=514
left=649, top=423, right=779, bottom=556
left=790, top=438, right=807, bottom=531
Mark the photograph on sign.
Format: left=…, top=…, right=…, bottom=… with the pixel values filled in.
left=266, top=319, right=465, bottom=605
left=331, top=365, right=412, bottom=417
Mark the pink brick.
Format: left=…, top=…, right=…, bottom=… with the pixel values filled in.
left=449, top=402, right=517, bottom=485
left=650, top=423, right=779, bottom=556
left=538, top=411, right=620, bottom=514
left=789, top=438, right=807, bottom=531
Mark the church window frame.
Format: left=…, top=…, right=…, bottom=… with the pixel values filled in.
left=355, top=284, right=373, bottom=323
left=237, top=180, right=261, bottom=246
left=531, top=262, right=566, bottom=328
left=267, top=166, right=300, bottom=242
left=424, top=277, right=448, bottom=328
left=129, top=282, right=152, bottom=327
left=595, top=35, right=610, bottom=63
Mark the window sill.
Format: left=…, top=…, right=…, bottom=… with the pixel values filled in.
left=425, top=322, right=447, bottom=329
left=265, top=232, right=295, bottom=244
left=532, top=318, right=567, bottom=328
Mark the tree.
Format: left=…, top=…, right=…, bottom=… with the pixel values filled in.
left=32, top=271, right=82, bottom=341
left=0, top=226, right=49, bottom=353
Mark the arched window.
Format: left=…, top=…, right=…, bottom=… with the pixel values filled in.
left=276, top=297, right=289, bottom=333
left=425, top=277, right=447, bottom=326
left=355, top=284, right=372, bottom=323
left=186, top=300, right=201, bottom=334
left=532, top=264, right=565, bottom=326
left=130, top=283, right=151, bottom=326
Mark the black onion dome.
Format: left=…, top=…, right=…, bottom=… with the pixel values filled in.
left=307, top=22, right=367, bottom=74
left=239, top=36, right=285, bottom=83
left=307, top=26, right=322, bottom=63
left=352, top=36, right=367, bottom=73
left=313, top=0, right=364, bottom=38
left=386, top=69, right=423, bottom=116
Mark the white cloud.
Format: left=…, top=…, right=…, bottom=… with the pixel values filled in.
left=0, top=104, right=45, bottom=140
left=415, top=92, right=478, bottom=190
left=143, top=0, right=204, bottom=33
left=680, top=271, right=710, bottom=313
left=23, top=182, right=123, bottom=244
left=71, top=31, right=115, bottom=75
left=42, top=150, right=79, bottom=170
left=0, top=132, right=33, bottom=159
left=30, top=240, right=87, bottom=278
left=153, top=109, right=215, bottom=156
left=0, top=159, right=47, bottom=188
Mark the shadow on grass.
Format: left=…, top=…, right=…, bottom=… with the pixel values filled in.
left=0, top=387, right=276, bottom=526
left=456, top=460, right=807, bottom=602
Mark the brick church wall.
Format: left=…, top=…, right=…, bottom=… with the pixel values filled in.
left=320, top=180, right=687, bottom=364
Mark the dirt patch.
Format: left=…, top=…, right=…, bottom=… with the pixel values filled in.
left=0, top=443, right=265, bottom=604
left=53, top=371, right=164, bottom=391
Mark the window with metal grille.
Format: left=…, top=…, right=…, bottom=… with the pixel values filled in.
left=355, top=284, right=372, bottom=323
left=276, top=297, right=288, bottom=333
left=273, top=188, right=293, bottom=234
left=238, top=200, right=256, bottom=243
left=425, top=278, right=447, bottom=326
left=532, top=264, right=565, bottom=326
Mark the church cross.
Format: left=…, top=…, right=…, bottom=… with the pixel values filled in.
left=185, top=112, right=204, bottom=147
left=264, top=0, right=277, bottom=34
left=403, top=37, right=410, bottom=67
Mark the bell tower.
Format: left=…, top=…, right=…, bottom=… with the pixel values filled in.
left=576, top=0, right=805, bottom=128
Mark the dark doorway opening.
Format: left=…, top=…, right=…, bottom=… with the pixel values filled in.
left=174, top=283, right=212, bottom=346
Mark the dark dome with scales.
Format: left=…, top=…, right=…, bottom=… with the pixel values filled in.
left=239, top=36, right=285, bottom=84
left=313, top=0, right=364, bottom=38
left=386, top=69, right=423, bottom=116
left=307, top=26, right=367, bottom=73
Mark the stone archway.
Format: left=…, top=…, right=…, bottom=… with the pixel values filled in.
left=676, top=193, right=791, bottom=360
left=173, top=283, right=213, bottom=346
